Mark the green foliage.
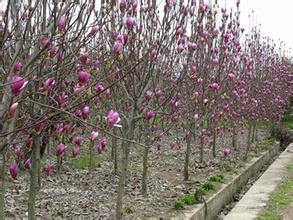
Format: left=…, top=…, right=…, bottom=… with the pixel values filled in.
left=124, top=203, right=135, bottom=214
left=70, top=154, right=100, bottom=169
left=258, top=164, right=293, bottom=219
left=173, top=199, right=185, bottom=210
left=173, top=193, right=197, bottom=210
left=201, top=182, right=215, bottom=191
left=180, top=194, right=197, bottom=205
left=209, top=174, right=224, bottom=183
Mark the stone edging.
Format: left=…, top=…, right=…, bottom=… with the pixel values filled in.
left=169, top=143, right=280, bottom=220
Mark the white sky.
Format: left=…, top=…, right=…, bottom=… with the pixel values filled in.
left=223, top=0, right=293, bottom=57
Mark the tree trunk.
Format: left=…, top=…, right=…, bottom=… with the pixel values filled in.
left=115, top=139, right=128, bottom=220
left=200, top=136, right=204, bottom=164
left=28, top=136, right=41, bottom=220
left=251, top=124, right=256, bottom=143
left=212, top=130, right=216, bottom=158
left=184, top=137, right=191, bottom=181
left=245, top=123, right=252, bottom=159
left=0, top=152, right=5, bottom=220
left=142, top=147, right=149, bottom=196
left=232, top=125, right=237, bottom=150
left=115, top=119, right=135, bottom=220
left=112, top=128, right=118, bottom=173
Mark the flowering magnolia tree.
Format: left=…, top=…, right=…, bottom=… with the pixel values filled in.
left=0, top=0, right=291, bottom=219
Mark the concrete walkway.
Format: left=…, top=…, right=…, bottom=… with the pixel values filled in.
left=224, top=143, right=293, bottom=220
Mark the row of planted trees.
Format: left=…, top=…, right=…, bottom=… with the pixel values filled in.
left=0, top=0, right=291, bottom=219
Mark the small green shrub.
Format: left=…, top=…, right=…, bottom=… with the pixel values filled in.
left=173, top=199, right=185, bottom=210
left=124, top=203, right=135, bottom=214
left=201, top=182, right=215, bottom=191
left=180, top=194, right=196, bottom=205
left=209, top=174, right=224, bottom=182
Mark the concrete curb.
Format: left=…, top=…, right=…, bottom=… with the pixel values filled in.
left=224, top=142, right=293, bottom=220
left=168, top=143, right=280, bottom=220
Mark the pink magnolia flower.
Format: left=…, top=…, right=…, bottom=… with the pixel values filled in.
left=9, top=163, right=18, bottom=180
left=112, top=41, right=124, bottom=53
left=105, top=110, right=121, bottom=128
left=89, top=26, right=98, bottom=36
left=149, top=50, right=157, bottom=61
left=100, top=138, right=108, bottom=150
left=96, top=144, right=103, bottom=154
left=82, top=105, right=90, bottom=119
left=210, top=83, right=220, bottom=91
left=24, top=159, right=31, bottom=170
left=90, top=131, right=99, bottom=142
left=43, top=78, right=55, bottom=91
left=150, top=124, right=157, bottom=132
left=156, top=90, right=162, bottom=100
left=78, top=71, right=90, bottom=84
left=73, top=136, right=82, bottom=146
left=12, top=61, right=22, bottom=74
left=72, top=146, right=80, bottom=157
left=126, top=16, right=135, bottom=30
left=49, top=47, right=57, bottom=58
left=175, top=27, right=184, bottom=36
left=43, top=163, right=52, bottom=176
left=227, top=73, right=235, bottom=81
left=95, top=83, right=104, bottom=94
left=105, top=89, right=111, bottom=99
left=26, top=137, right=33, bottom=148
left=56, top=144, right=66, bottom=156
left=9, top=103, right=18, bottom=117
left=224, top=148, right=231, bottom=157
left=73, top=84, right=85, bottom=95
left=145, top=111, right=154, bottom=120
left=194, top=113, right=200, bottom=121
left=58, top=16, right=66, bottom=32
left=145, top=90, right=153, bottom=101
left=187, top=42, right=196, bottom=52
left=212, top=58, right=219, bottom=65
left=120, top=0, right=127, bottom=11
left=11, top=76, right=28, bottom=96
left=57, top=92, right=68, bottom=108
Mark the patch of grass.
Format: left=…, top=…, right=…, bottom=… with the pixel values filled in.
left=173, top=193, right=197, bottom=210
left=173, top=177, right=225, bottom=210
left=201, top=181, right=215, bottom=191
left=180, top=194, right=197, bottom=205
left=209, top=174, right=224, bottom=183
left=173, top=199, right=185, bottom=210
left=123, top=203, right=135, bottom=214
left=70, top=154, right=100, bottom=169
left=258, top=164, right=293, bottom=220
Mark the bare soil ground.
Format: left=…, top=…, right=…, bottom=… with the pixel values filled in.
left=5, top=129, right=267, bottom=219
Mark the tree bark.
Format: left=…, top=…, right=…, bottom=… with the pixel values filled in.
left=115, top=119, right=135, bottom=220
left=142, top=147, right=149, bottom=196
left=28, top=136, right=41, bottom=220
left=212, top=130, right=216, bottom=158
left=245, top=123, right=252, bottom=159
left=112, top=128, right=118, bottom=173
left=232, top=125, right=237, bottom=150
left=184, top=137, right=191, bottom=181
